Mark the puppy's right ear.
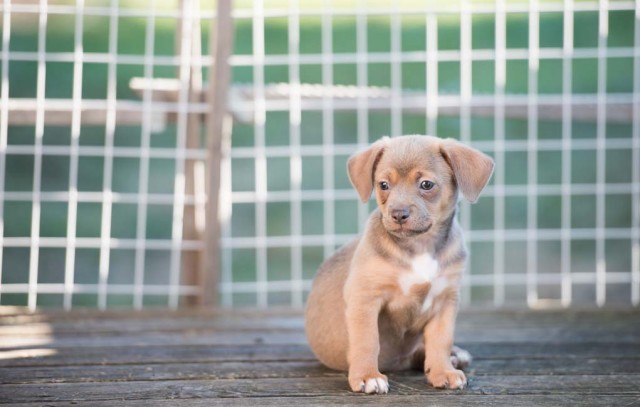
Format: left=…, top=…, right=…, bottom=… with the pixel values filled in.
left=347, top=138, right=387, bottom=203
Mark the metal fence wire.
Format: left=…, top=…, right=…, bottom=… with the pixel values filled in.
left=0, top=0, right=638, bottom=310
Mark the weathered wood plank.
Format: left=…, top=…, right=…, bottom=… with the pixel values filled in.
left=2, top=310, right=638, bottom=345
left=1, top=342, right=638, bottom=368
left=0, top=316, right=305, bottom=336
left=0, top=361, right=338, bottom=385
left=3, top=327, right=639, bottom=350
left=4, top=394, right=637, bottom=407
left=399, top=374, right=640, bottom=395
left=467, top=357, right=640, bottom=376
left=2, top=357, right=640, bottom=385
left=1, top=375, right=639, bottom=403
left=2, top=327, right=638, bottom=348
left=0, top=344, right=316, bottom=367
left=0, top=331, right=309, bottom=349
left=2, top=312, right=639, bottom=347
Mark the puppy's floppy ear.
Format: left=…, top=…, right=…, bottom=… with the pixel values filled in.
left=440, top=138, right=494, bottom=203
left=347, top=138, right=387, bottom=203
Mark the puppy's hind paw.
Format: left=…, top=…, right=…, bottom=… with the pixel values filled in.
left=349, top=373, right=389, bottom=394
left=451, top=345, right=472, bottom=370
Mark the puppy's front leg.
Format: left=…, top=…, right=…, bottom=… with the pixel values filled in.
left=345, top=297, right=388, bottom=394
left=424, top=300, right=466, bottom=390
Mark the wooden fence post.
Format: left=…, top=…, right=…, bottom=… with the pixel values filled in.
left=180, top=0, right=205, bottom=307
left=202, top=0, right=234, bottom=307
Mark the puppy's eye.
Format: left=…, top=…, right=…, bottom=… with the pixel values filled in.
left=379, top=181, right=390, bottom=191
left=420, top=180, right=435, bottom=191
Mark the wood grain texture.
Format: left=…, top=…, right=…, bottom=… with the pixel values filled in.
left=2, top=375, right=640, bottom=403
left=2, top=358, right=640, bottom=385
left=0, top=309, right=638, bottom=405
left=202, top=0, right=234, bottom=307
left=3, top=395, right=637, bottom=407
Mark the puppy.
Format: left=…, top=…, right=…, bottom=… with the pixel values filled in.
left=305, top=135, right=494, bottom=394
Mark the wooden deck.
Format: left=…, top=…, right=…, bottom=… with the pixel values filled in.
left=0, top=307, right=639, bottom=406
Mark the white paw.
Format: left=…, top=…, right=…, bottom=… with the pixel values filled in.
left=450, top=375, right=466, bottom=390
left=349, top=372, right=389, bottom=394
left=363, top=377, right=389, bottom=394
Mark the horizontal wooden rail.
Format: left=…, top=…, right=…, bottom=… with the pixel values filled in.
left=5, top=83, right=634, bottom=128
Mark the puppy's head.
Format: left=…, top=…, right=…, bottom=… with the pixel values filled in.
left=347, top=135, right=494, bottom=238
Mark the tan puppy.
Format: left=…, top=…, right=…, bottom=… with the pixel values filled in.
left=305, top=135, right=494, bottom=394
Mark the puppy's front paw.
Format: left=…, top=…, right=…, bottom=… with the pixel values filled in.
left=349, top=372, right=389, bottom=394
left=426, top=368, right=466, bottom=390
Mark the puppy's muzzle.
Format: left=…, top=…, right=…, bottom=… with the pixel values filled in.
left=390, top=207, right=411, bottom=225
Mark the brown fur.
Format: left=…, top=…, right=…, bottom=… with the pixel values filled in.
left=305, top=135, right=493, bottom=394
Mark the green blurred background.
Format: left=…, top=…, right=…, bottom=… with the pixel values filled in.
left=1, top=0, right=636, bottom=307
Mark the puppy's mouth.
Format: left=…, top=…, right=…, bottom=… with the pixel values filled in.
left=386, top=223, right=432, bottom=238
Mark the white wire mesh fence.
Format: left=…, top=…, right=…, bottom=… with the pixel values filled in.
left=1, top=0, right=208, bottom=310
left=0, top=0, right=638, bottom=310
left=219, top=0, right=640, bottom=309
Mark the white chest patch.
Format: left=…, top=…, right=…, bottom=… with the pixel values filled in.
left=399, top=253, right=439, bottom=295
left=398, top=253, right=449, bottom=313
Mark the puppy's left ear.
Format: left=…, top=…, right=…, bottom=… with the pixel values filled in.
left=347, top=138, right=387, bottom=203
left=440, top=138, right=494, bottom=203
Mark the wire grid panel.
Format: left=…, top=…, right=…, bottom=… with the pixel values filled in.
left=220, top=0, right=639, bottom=309
left=0, top=0, right=638, bottom=311
left=0, top=0, right=208, bottom=310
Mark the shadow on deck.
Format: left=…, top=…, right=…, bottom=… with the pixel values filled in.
left=0, top=307, right=639, bottom=406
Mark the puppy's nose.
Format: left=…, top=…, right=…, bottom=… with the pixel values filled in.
left=391, top=208, right=410, bottom=224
